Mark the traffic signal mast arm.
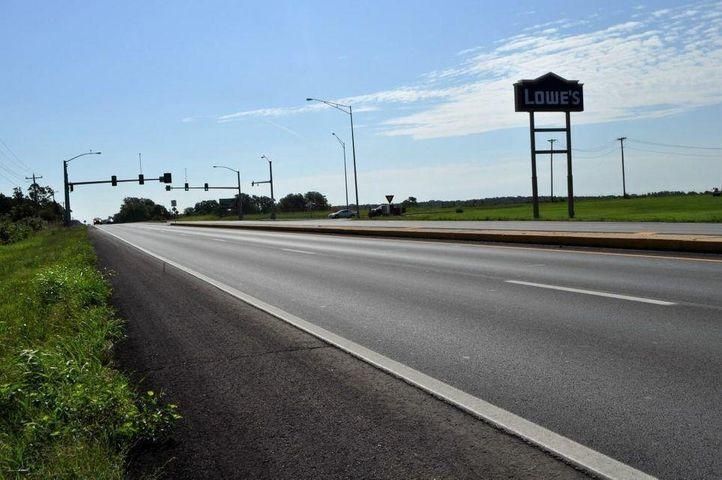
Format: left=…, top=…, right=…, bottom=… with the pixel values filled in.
left=69, top=173, right=172, bottom=190
left=165, top=184, right=238, bottom=191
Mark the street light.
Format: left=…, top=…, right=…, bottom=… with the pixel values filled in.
left=331, top=132, right=349, bottom=210
left=548, top=139, right=556, bottom=202
left=213, top=165, right=243, bottom=220
left=306, top=97, right=360, bottom=218
left=63, top=150, right=102, bottom=226
left=257, top=155, right=275, bottom=219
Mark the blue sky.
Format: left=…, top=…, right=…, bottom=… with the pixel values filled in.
left=0, top=0, right=720, bottom=221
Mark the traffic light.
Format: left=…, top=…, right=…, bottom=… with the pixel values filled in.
left=204, top=183, right=209, bottom=191
left=165, top=185, right=171, bottom=191
left=69, top=183, right=74, bottom=192
left=111, top=175, right=117, bottom=186
left=162, top=172, right=172, bottom=183
left=138, top=174, right=144, bottom=185
left=184, top=183, right=189, bottom=191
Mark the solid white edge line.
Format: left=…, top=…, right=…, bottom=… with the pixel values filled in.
left=280, top=248, right=317, bottom=255
left=506, top=280, right=676, bottom=306
left=95, top=226, right=657, bottom=480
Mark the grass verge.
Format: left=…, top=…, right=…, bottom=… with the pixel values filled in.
left=174, top=194, right=721, bottom=223
left=399, top=194, right=722, bottom=222
left=0, top=226, right=179, bottom=479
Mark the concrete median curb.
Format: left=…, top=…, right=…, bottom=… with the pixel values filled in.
left=170, top=221, right=722, bottom=254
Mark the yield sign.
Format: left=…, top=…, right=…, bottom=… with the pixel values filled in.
left=385, top=195, right=394, bottom=203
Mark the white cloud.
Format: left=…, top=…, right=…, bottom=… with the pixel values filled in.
left=213, top=1, right=722, bottom=140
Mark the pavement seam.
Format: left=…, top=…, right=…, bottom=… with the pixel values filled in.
left=96, top=226, right=659, bottom=480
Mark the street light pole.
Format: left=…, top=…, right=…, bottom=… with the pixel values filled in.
left=307, top=97, right=360, bottom=218
left=213, top=165, right=243, bottom=219
left=332, top=132, right=349, bottom=210
left=260, top=155, right=276, bottom=219
left=63, top=150, right=102, bottom=226
left=548, top=138, right=556, bottom=202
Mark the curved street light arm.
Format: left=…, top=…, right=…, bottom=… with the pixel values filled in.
left=65, top=150, right=102, bottom=165
left=306, top=97, right=350, bottom=114
left=213, top=165, right=239, bottom=174
left=332, top=132, right=345, bottom=147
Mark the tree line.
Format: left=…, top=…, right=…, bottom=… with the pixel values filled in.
left=0, top=184, right=63, bottom=243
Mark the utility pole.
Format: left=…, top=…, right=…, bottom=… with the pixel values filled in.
left=617, top=137, right=627, bottom=198
left=25, top=173, right=43, bottom=205
left=547, top=139, right=556, bottom=202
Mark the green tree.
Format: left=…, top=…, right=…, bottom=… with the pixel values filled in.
left=193, top=200, right=220, bottom=215
left=303, top=191, right=329, bottom=210
left=402, top=196, right=418, bottom=207
left=277, top=193, right=306, bottom=212
left=252, top=195, right=274, bottom=214
left=113, top=197, right=170, bottom=223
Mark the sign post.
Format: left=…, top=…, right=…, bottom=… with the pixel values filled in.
left=514, top=72, right=583, bottom=218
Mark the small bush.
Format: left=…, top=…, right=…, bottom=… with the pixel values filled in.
left=455, top=207, right=464, bottom=213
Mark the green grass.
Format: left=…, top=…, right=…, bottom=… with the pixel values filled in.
left=399, top=194, right=722, bottom=222
left=0, top=227, right=179, bottom=479
left=175, top=194, right=721, bottom=223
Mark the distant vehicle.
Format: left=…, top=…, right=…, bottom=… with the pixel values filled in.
left=368, top=205, right=384, bottom=218
left=93, top=217, right=102, bottom=225
left=328, top=209, right=355, bottom=219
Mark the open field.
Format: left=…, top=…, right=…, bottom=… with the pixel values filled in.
left=400, top=194, right=722, bottom=222
left=177, top=194, right=722, bottom=223
left=0, top=227, right=177, bottom=478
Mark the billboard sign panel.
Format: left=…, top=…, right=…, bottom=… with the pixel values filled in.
left=514, top=72, right=583, bottom=112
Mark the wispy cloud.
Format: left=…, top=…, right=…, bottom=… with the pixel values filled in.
left=213, top=1, right=722, bottom=140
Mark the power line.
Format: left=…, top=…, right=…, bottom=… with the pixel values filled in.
left=627, top=138, right=722, bottom=151
left=625, top=146, right=720, bottom=158
left=0, top=137, right=32, bottom=172
left=573, top=147, right=617, bottom=159
left=0, top=161, right=25, bottom=182
left=572, top=140, right=616, bottom=152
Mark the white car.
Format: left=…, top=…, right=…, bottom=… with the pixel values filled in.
left=328, top=209, right=355, bottom=219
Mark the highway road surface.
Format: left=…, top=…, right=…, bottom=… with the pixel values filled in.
left=97, top=223, right=722, bottom=480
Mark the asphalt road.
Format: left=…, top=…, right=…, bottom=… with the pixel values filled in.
left=98, top=223, right=722, bottom=480
left=92, top=230, right=591, bottom=479
left=201, top=219, right=722, bottom=235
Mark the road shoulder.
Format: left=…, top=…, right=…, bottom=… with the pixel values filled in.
left=91, top=228, right=591, bottom=479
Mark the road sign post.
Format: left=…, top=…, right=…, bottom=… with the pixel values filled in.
left=514, top=72, right=583, bottom=219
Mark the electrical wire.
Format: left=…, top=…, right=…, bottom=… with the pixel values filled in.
left=572, top=140, right=617, bottom=152
left=573, top=147, right=618, bottom=159
left=627, top=138, right=722, bottom=151
left=0, top=137, right=32, bottom=172
left=0, top=161, right=25, bottom=182
left=624, top=146, right=720, bottom=158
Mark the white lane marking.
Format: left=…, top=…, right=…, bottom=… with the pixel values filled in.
left=506, top=280, right=676, bottom=306
left=96, top=225, right=657, bottom=480
left=212, top=238, right=228, bottom=242
left=281, top=248, right=316, bottom=255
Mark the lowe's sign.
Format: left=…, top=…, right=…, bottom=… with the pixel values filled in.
left=514, top=72, right=584, bottom=112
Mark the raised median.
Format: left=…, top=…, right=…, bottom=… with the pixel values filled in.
left=170, top=221, right=722, bottom=254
